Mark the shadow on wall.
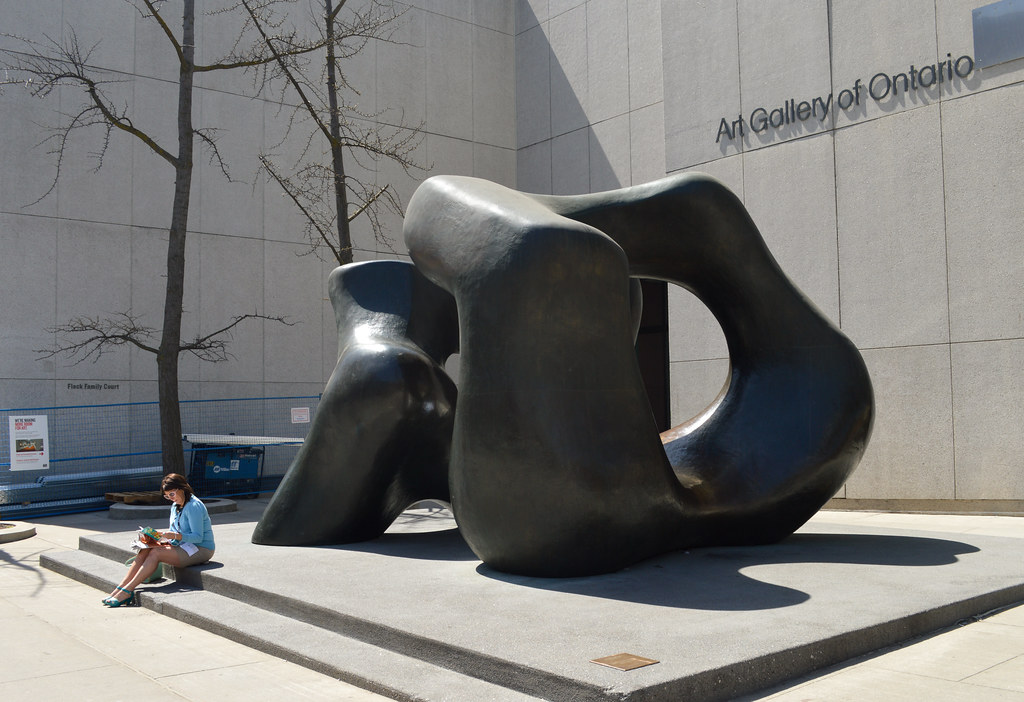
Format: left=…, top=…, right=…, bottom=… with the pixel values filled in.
left=516, top=1, right=621, bottom=197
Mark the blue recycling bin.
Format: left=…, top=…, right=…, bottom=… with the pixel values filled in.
left=187, top=444, right=263, bottom=497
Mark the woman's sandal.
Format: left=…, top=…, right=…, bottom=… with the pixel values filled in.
left=101, top=587, right=123, bottom=605
left=104, top=586, right=135, bottom=607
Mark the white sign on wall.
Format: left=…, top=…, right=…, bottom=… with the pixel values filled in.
left=9, top=415, right=50, bottom=471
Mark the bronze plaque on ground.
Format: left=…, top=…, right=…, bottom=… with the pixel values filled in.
left=590, top=653, right=659, bottom=671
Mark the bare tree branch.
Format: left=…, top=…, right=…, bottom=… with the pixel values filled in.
left=327, top=0, right=348, bottom=24
left=240, top=0, right=334, bottom=145
left=182, top=312, right=295, bottom=362
left=37, top=309, right=295, bottom=366
left=1, top=29, right=178, bottom=176
left=260, top=153, right=347, bottom=261
left=134, top=0, right=187, bottom=66
left=195, top=127, right=234, bottom=181
left=36, top=313, right=160, bottom=364
left=195, top=0, right=332, bottom=74
left=243, top=0, right=428, bottom=265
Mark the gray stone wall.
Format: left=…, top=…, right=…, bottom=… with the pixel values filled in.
left=0, top=1, right=514, bottom=410
left=515, top=0, right=665, bottom=192
left=515, top=0, right=1024, bottom=505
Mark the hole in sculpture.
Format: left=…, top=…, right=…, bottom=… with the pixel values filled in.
left=665, top=284, right=729, bottom=429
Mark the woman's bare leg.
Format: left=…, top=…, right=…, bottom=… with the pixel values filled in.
left=106, top=548, right=152, bottom=599
left=108, top=546, right=182, bottom=603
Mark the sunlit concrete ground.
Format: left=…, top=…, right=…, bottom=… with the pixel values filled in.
left=2, top=502, right=1023, bottom=701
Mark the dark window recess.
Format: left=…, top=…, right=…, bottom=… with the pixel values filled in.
left=635, top=279, right=670, bottom=432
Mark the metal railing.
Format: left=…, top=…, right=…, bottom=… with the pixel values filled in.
left=0, top=396, right=319, bottom=518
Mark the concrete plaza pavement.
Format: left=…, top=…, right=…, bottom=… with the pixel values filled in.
left=3, top=498, right=1024, bottom=701
left=0, top=499, right=389, bottom=702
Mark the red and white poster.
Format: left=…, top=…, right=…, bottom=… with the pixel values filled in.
left=9, top=415, right=50, bottom=471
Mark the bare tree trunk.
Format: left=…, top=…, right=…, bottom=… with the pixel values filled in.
left=325, top=0, right=352, bottom=265
left=157, top=0, right=196, bottom=476
left=6, top=0, right=301, bottom=478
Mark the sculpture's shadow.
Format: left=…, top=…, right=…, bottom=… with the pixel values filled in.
left=323, top=526, right=980, bottom=611
left=327, top=527, right=476, bottom=563
left=474, top=533, right=981, bottom=612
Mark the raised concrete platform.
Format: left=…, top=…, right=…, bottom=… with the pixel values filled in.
left=41, top=508, right=1024, bottom=702
left=108, top=497, right=238, bottom=520
left=0, top=520, right=36, bottom=543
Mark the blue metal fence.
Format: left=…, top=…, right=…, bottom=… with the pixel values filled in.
left=0, top=396, right=318, bottom=518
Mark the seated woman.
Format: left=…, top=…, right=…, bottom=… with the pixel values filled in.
left=103, top=473, right=216, bottom=607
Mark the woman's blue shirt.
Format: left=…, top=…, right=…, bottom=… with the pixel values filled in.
left=169, top=495, right=215, bottom=550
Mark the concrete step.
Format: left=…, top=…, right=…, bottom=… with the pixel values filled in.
left=62, top=536, right=609, bottom=701
left=42, top=548, right=548, bottom=702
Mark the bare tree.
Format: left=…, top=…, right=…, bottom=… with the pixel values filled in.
left=1, top=0, right=325, bottom=475
left=240, top=0, right=427, bottom=264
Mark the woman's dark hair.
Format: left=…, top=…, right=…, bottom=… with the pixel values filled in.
left=161, top=473, right=194, bottom=503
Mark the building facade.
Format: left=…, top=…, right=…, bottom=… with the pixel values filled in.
left=2, top=0, right=1022, bottom=510
left=516, top=0, right=1024, bottom=511
left=0, top=1, right=515, bottom=409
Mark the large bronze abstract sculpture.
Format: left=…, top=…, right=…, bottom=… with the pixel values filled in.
left=253, top=173, right=874, bottom=577
left=252, top=260, right=458, bottom=545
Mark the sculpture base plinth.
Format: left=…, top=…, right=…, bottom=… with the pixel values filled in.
left=43, top=507, right=1024, bottom=702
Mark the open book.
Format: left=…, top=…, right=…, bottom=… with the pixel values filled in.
left=129, top=526, right=162, bottom=552
left=129, top=526, right=198, bottom=556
